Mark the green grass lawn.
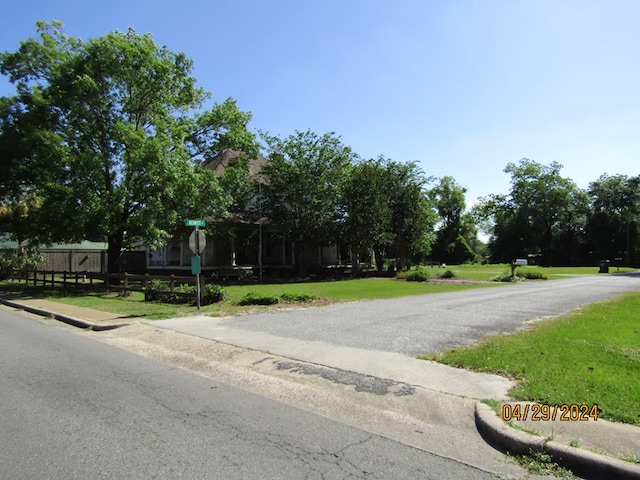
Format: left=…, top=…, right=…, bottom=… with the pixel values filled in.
left=448, top=263, right=636, bottom=280
left=1, top=265, right=633, bottom=320
left=421, top=291, right=640, bottom=424
left=0, top=277, right=497, bottom=320
left=222, top=277, right=494, bottom=303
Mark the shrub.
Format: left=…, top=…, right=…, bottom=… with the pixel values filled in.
left=280, top=292, right=316, bottom=302
left=148, top=279, right=170, bottom=291
left=395, top=270, right=408, bottom=280
left=404, top=267, right=430, bottom=282
left=204, top=283, right=226, bottom=303
left=145, top=279, right=170, bottom=302
left=517, top=269, right=549, bottom=280
left=490, top=272, right=521, bottom=283
left=238, top=292, right=280, bottom=306
left=145, top=280, right=225, bottom=305
left=0, top=248, right=43, bottom=280
left=440, top=269, right=456, bottom=279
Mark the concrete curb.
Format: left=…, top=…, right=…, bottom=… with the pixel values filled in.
left=474, top=402, right=545, bottom=455
left=474, top=402, right=640, bottom=480
left=0, top=298, right=127, bottom=331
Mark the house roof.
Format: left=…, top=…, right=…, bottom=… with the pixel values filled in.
left=0, top=235, right=108, bottom=251
left=203, top=149, right=268, bottom=179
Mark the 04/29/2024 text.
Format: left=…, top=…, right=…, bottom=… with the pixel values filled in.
left=502, top=403, right=599, bottom=422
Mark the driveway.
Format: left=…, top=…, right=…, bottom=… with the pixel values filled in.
left=219, top=272, right=640, bottom=356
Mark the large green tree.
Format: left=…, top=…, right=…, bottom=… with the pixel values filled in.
left=384, top=161, right=437, bottom=271
left=341, top=157, right=393, bottom=275
left=427, top=176, right=479, bottom=264
left=340, top=157, right=437, bottom=274
left=586, top=174, right=640, bottom=265
left=0, top=21, right=257, bottom=272
left=475, top=159, right=584, bottom=264
left=260, top=130, right=355, bottom=276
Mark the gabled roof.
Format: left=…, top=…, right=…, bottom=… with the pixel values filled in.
left=203, top=149, right=267, bottom=179
left=0, top=234, right=108, bottom=250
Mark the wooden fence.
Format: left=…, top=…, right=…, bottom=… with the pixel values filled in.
left=12, top=270, right=206, bottom=302
left=37, top=249, right=147, bottom=274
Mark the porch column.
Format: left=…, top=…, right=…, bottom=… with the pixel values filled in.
left=231, top=237, right=236, bottom=266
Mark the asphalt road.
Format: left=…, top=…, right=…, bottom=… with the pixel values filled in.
left=0, top=308, right=498, bottom=480
left=223, top=273, right=640, bottom=355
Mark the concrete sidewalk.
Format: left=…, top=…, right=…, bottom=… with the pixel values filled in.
left=0, top=295, right=130, bottom=330
left=2, top=295, right=639, bottom=480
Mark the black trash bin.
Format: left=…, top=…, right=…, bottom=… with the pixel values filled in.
left=598, top=260, right=610, bottom=273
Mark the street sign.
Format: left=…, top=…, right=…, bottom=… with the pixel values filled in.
left=186, top=219, right=206, bottom=227
left=186, top=221, right=206, bottom=310
left=189, top=229, right=206, bottom=254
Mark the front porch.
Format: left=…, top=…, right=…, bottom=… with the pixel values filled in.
left=146, top=227, right=346, bottom=279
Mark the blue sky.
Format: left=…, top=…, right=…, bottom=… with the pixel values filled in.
left=1, top=0, right=639, bottom=206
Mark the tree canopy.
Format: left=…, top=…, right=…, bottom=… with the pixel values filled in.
left=259, top=130, right=355, bottom=276
left=341, top=157, right=393, bottom=274
left=427, top=176, right=479, bottom=264
left=474, top=160, right=578, bottom=263
left=341, top=157, right=436, bottom=273
left=0, top=21, right=258, bottom=272
left=586, top=174, right=640, bottom=264
left=2, top=22, right=639, bottom=273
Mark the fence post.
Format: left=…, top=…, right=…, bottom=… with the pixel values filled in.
left=63, top=271, right=67, bottom=290
left=170, top=274, right=175, bottom=292
left=144, top=273, right=149, bottom=289
left=105, top=272, right=110, bottom=294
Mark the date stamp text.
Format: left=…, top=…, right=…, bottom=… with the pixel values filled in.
left=501, top=403, right=599, bottom=422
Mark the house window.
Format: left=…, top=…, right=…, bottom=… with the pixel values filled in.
left=148, top=248, right=165, bottom=266
left=167, top=238, right=181, bottom=266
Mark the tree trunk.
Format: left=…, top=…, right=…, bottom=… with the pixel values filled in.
left=107, top=232, right=124, bottom=275
left=351, top=250, right=361, bottom=278
left=373, top=245, right=385, bottom=272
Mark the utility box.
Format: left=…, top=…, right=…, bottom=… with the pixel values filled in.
left=598, top=260, right=610, bottom=273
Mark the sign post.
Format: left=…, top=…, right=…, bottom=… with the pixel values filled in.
left=187, top=220, right=206, bottom=309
